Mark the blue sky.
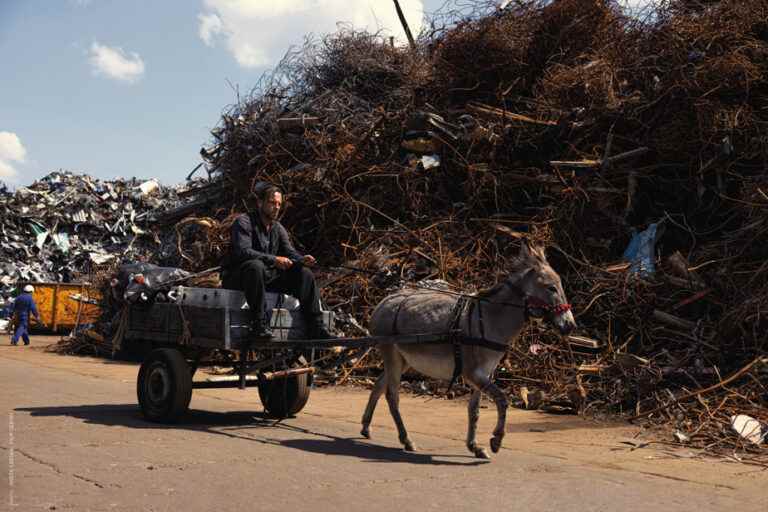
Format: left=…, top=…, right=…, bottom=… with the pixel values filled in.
left=0, top=0, right=648, bottom=187
left=0, top=0, right=448, bottom=186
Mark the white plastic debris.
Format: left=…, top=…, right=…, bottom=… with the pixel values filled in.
left=136, top=179, right=160, bottom=196
left=89, top=253, right=115, bottom=265
left=52, top=232, right=70, bottom=254
left=674, top=430, right=690, bottom=443
left=35, top=230, right=49, bottom=250
left=420, top=154, right=441, bottom=170
left=730, top=414, right=766, bottom=445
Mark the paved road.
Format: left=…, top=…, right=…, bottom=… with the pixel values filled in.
left=0, top=337, right=765, bottom=511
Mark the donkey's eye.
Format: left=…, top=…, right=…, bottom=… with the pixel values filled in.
left=547, top=286, right=558, bottom=293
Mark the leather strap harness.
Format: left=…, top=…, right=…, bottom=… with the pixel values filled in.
left=389, top=281, right=572, bottom=393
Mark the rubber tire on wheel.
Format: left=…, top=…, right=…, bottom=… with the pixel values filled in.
left=258, top=373, right=312, bottom=418
left=137, top=348, right=193, bottom=423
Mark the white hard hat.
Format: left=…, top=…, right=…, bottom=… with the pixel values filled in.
left=23, top=284, right=34, bottom=293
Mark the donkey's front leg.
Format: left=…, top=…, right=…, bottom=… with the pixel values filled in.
left=466, top=390, right=490, bottom=459
left=481, top=381, right=509, bottom=453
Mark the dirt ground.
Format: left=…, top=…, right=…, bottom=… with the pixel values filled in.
left=0, top=335, right=765, bottom=511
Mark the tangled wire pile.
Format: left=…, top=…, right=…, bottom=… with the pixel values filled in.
left=157, top=0, right=768, bottom=460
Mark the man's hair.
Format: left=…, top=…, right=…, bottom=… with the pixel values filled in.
left=255, top=184, right=281, bottom=201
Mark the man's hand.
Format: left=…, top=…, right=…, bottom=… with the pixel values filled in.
left=274, top=256, right=293, bottom=270
left=301, top=255, right=317, bottom=268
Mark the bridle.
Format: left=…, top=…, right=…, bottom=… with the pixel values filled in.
left=524, top=294, right=573, bottom=318
left=495, top=276, right=572, bottom=321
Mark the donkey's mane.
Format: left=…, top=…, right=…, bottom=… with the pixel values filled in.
left=474, top=261, right=531, bottom=299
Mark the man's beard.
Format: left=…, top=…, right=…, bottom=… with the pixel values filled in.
left=263, top=208, right=278, bottom=221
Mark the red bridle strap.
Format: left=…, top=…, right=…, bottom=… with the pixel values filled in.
left=526, top=296, right=572, bottom=315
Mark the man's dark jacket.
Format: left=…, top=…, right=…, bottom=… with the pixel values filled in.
left=225, top=213, right=303, bottom=270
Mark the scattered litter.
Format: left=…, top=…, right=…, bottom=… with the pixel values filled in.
left=623, top=223, right=660, bottom=277
left=730, top=415, right=766, bottom=446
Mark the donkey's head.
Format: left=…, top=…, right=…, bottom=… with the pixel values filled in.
left=514, top=240, right=576, bottom=335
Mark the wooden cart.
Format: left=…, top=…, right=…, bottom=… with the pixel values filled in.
left=126, top=287, right=446, bottom=423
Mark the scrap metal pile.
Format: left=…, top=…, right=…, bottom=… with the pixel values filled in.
left=159, top=0, right=768, bottom=457
left=0, top=170, right=183, bottom=287
left=48, top=0, right=763, bottom=459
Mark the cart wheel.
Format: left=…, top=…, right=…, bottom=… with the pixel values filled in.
left=137, top=348, right=192, bottom=423
left=258, top=372, right=312, bottom=418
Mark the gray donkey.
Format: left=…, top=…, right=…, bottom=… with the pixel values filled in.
left=361, top=241, right=576, bottom=459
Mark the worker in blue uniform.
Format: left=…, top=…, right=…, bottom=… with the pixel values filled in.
left=11, top=284, right=41, bottom=346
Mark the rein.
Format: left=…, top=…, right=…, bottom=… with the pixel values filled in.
left=317, top=263, right=571, bottom=314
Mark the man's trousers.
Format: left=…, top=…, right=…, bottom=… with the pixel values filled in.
left=223, top=260, right=323, bottom=325
left=12, top=320, right=30, bottom=345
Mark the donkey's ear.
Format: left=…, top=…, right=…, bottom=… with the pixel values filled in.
left=520, top=239, right=546, bottom=263
left=530, top=244, right=547, bottom=262
left=519, top=238, right=534, bottom=261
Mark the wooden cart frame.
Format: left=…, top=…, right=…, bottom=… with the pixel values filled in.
left=126, top=300, right=446, bottom=422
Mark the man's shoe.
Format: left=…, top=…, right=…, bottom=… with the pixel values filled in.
left=250, top=322, right=274, bottom=339
left=10, top=342, right=17, bottom=346
left=309, top=324, right=336, bottom=340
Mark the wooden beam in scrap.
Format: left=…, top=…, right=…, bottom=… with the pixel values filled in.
left=467, top=103, right=558, bottom=126
left=567, top=335, right=601, bottom=349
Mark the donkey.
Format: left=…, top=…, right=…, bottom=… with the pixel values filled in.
left=360, top=241, right=576, bottom=459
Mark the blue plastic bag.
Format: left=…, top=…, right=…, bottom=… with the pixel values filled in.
left=623, top=223, right=659, bottom=277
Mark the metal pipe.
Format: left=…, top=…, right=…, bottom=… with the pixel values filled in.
left=239, top=342, right=250, bottom=390
left=193, top=375, right=259, bottom=389
left=392, top=0, right=416, bottom=50
left=261, top=367, right=314, bottom=381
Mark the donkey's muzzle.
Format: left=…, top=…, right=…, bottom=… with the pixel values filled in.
left=554, top=309, right=576, bottom=335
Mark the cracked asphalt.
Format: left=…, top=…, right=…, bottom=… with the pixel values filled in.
left=0, top=336, right=765, bottom=511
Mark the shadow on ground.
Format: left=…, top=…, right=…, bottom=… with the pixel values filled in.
left=17, top=404, right=488, bottom=466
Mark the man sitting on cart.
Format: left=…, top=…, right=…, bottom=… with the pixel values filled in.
left=222, top=184, right=334, bottom=340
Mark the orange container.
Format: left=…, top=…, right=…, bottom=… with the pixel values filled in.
left=28, top=283, right=102, bottom=332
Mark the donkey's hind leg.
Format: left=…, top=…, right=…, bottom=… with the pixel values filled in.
left=382, top=347, right=416, bottom=451
left=361, top=372, right=386, bottom=438
left=362, top=363, right=411, bottom=439
left=466, top=390, right=490, bottom=459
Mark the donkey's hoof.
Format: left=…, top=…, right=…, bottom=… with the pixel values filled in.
left=403, top=440, right=417, bottom=452
left=360, top=426, right=371, bottom=439
left=474, top=447, right=491, bottom=459
left=490, top=436, right=503, bottom=453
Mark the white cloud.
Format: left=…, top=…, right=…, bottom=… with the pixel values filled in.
left=0, top=131, right=27, bottom=181
left=198, top=0, right=425, bottom=68
left=618, top=0, right=657, bottom=15
left=198, top=13, right=224, bottom=46
left=89, top=42, right=146, bottom=83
